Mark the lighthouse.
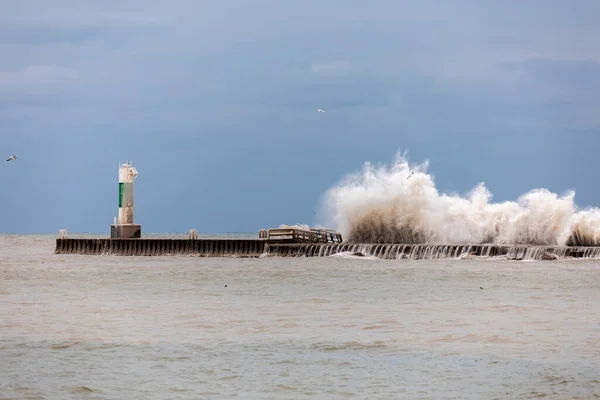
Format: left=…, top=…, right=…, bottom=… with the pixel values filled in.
left=110, top=161, right=142, bottom=238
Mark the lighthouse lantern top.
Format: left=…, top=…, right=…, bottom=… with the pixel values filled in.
left=119, top=161, right=138, bottom=182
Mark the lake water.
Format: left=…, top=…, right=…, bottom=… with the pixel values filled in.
left=1, top=234, right=599, bottom=399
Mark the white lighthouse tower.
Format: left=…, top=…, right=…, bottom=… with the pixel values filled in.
left=111, top=161, right=142, bottom=238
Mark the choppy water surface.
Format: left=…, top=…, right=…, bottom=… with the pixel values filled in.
left=1, top=235, right=599, bottom=399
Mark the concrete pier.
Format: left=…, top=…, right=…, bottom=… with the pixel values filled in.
left=55, top=238, right=265, bottom=257
left=54, top=239, right=600, bottom=260
left=264, top=243, right=600, bottom=260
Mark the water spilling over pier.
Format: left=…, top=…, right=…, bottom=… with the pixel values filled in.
left=263, top=243, right=600, bottom=260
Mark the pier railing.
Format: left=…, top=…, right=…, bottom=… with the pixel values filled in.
left=266, top=228, right=342, bottom=244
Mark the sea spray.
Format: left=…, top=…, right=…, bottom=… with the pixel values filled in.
left=279, top=224, right=311, bottom=230
left=569, top=209, right=600, bottom=246
left=319, top=152, right=600, bottom=246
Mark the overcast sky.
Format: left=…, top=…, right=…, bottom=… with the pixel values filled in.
left=1, top=0, right=599, bottom=234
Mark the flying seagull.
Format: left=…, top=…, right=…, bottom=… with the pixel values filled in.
left=407, top=172, right=415, bottom=180
left=6, top=156, right=17, bottom=162
left=317, top=108, right=326, bottom=113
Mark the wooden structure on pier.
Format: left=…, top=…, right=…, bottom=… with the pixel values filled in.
left=265, top=228, right=343, bottom=244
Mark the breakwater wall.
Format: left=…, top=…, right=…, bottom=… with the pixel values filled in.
left=265, top=243, right=600, bottom=260
left=55, top=238, right=265, bottom=257
left=55, top=238, right=600, bottom=260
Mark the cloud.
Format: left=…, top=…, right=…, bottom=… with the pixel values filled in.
left=310, top=60, right=356, bottom=74
left=1, top=0, right=600, bottom=232
left=0, top=64, right=79, bottom=85
left=504, top=59, right=600, bottom=130
left=0, top=2, right=170, bottom=46
left=510, top=59, right=600, bottom=89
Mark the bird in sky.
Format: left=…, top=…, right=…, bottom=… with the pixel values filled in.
left=317, top=108, right=326, bottom=113
left=407, top=172, right=415, bottom=179
left=6, top=155, right=17, bottom=162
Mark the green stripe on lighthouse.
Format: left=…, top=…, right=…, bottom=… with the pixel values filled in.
left=118, top=182, right=124, bottom=207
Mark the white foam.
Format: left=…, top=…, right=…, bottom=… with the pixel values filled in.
left=278, top=224, right=311, bottom=230
left=329, top=251, right=379, bottom=260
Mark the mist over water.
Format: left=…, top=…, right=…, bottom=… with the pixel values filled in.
left=320, top=152, right=600, bottom=246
